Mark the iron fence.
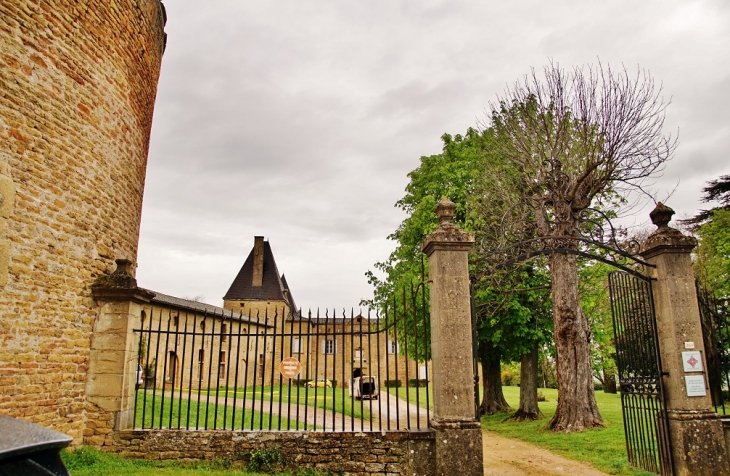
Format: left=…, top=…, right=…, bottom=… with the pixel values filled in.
left=697, top=284, right=730, bottom=415
left=609, top=271, right=673, bottom=476
left=134, top=300, right=431, bottom=432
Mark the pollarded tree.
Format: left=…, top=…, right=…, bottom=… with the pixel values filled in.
left=483, top=62, right=677, bottom=432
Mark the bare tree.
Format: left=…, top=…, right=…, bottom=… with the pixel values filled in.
left=484, top=61, right=676, bottom=432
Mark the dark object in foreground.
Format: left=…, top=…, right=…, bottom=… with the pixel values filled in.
left=0, top=415, right=72, bottom=476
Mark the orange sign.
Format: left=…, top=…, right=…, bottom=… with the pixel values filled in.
left=279, top=357, right=301, bottom=379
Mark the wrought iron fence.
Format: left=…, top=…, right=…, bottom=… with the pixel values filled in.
left=609, top=271, right=673, bottom=476
left=697, top=284, right=730, bottom=415
left=134, top=299, right=431, bottom=432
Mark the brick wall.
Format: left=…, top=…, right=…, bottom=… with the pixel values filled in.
left=109, top=429, right=436, bottom=476
left=0, top=0, right=165, bottom=441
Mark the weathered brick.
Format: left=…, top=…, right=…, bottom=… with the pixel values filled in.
left=0, top=0, right=165, bottom=442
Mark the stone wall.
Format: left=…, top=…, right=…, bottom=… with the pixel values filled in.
left=109, top=429, right=435, bottom=476
left=0, top=0, right=165, bottom=441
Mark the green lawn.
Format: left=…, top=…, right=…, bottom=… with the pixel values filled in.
left=134, top=391, right=300, bottom=430
left=388, top=386, right=431, bottom=409
left=207, top=385, right=373, bottom=421
left=481, top=386, right=655, bottom=476
left=135, top=385, right=371, bottom=430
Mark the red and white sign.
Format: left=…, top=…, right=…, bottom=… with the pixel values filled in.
left=682, top=351, right=703, bottom=373
left=279, top=357, right=301, bottom=379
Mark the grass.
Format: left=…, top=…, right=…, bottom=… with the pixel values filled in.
left=206, top=385, right=373, bottom=421
left=135, top=385, right=371, bottom=430
left=388, top=386, right=431, bottom=409
left=134, top=391, right=300, bottom=430
left=480, top=386, right=655, bottom=476
left=61, top=446, right=328, bottom=476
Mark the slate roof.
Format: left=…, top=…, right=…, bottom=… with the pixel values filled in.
left=222, top=240, right=297, bottom=312
left=144, top=289, right=274, bottom=327
left=280, top=274, right=297, bottom=313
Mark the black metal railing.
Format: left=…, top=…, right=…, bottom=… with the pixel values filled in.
left=697, top=284, right=730, bottom=415
left=133, top=300, right=431, bottom=432
left=609, top=271, right=673, bottom=476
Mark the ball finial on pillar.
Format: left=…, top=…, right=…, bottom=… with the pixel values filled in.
left=435, top=197, right=456, bottom=225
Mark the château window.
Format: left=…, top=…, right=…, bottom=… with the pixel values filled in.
left=322, top=339, right=336, bottom=355
left=292, top=337, right=301, bottom=354
left=219, top=351, right=226, bottom=380
left=387, top=340, right=400, bottom=355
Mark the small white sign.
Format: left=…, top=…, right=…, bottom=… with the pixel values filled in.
left=685, top=375, right=707, bottom=397
left=682, top=351, right=704, bottom=372
left=684, top=341, right=695, bottom=349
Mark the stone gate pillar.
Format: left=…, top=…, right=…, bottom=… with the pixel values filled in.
left=640, top=203, right=730, bottom=475
left=87, top=259, right=154, bottom=445
left=422, top=198, right=483, bottom=476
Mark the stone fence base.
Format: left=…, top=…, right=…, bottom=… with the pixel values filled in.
left=107, top=429, right=435, bottom=476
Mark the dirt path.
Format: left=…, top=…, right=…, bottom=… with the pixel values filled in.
left=482, top=430, right=610, bottom=476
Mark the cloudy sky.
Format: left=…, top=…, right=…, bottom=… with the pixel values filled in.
left=136, top=0, right=730, bottom=311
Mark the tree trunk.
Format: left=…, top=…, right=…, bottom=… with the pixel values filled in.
left=479, top=340, right=511, bottom=415
left=509, top=343, right=543, bottom=421
left=548, top=253, right=603, bottom=432
left=603, top=366, right=617, bottom=394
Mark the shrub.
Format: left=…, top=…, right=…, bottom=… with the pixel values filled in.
left=384, top=379, right=402, bottom=388
left=246, top=448, right=288, bottom=474
left=537, top=391, right=546, bottom=402
left=500, top=363, right=521, bottom=386
left=408, top=379, right=428, bottom=387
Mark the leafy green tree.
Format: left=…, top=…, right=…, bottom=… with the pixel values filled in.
left=364, top=129, right=552, bottom=417
left=363, top=130, right=485, bottom=363
left=695, top=208, right=730, bottom=299
left=579, top=260, right=617, bottom=393
left=682, top=175, right=730, bottom=298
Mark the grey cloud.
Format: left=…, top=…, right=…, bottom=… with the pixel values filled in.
left=136, top=0, right=730, bottom=310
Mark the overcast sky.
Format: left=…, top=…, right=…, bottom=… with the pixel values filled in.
left=136, top=0, right=730, bottom=311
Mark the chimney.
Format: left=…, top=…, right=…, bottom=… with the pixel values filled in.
left=252, top=236, right=264, bottom=287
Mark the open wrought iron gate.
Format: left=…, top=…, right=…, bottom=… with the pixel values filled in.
left=608, top=272, right=674, bottom=476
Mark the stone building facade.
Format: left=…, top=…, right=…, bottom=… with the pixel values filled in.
left=0, top=0, right=166, bottom=442
left=138, top=237, right=427, bottom=393
left=221, top=236, right=426, bottom=388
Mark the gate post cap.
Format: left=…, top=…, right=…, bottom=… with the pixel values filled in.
left=640, top=203, right=696, bottom=258
left=421, top=199, right=474, bottom=256
left=649, top=202, right=675, bottom=229
left=91, top=258, right=155, bottom=303
left=435, top=197, right=456, bottom=225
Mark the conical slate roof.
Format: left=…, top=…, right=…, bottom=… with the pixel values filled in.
left=223, top=240, right=296, bottom=309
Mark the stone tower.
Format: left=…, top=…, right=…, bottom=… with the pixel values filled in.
left=0, top=0, right=166, bottom=441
